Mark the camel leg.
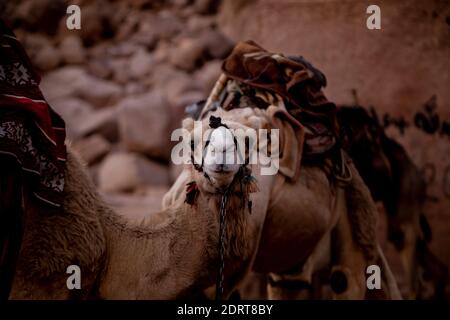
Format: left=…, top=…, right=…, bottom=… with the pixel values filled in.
left=330, top=188, right=367, bottom=299
left=398, top=223, right=419, bottom=299
left=267, top=232, right=331, bottom=300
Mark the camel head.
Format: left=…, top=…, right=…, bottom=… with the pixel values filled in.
left=182, top=110, right=259, bottom=195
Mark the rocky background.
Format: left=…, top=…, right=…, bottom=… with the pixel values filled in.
left=1, top=0, right=449, bottom=298
left=2, top=0, right=232, bottom=220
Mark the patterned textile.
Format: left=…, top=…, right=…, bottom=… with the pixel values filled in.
left=221, top=40, right=338, bottom=156
left=0, top=19, right=66, bottom=207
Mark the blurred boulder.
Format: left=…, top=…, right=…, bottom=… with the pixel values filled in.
left=194, top=59, right=222, bottom=95
left=78, top=107, right=119, bottom=142
left=107, top=42, right=141, bottom=58
left=193, top=0, right=221, bottom=15
left=124, top=82, right=146, bottom=96
left=165, top=72, right=201, bottom=106
left=98, top=152, right=170, bottom=192
left=133, top=11, right=182, bottom=46
left=110, top=57, right=131, bottom=84
left=50, top=97, right=94, bottom=140
left=41, top=66, right=86, bottom=101
left=78, top=1, right=115, bottom=46
left=78, top=76, right=122, bottom=108
left=117, top=91, right=171, bottom=159
left=186, top=15, right=216, bottom=34
left=169, top=37, right=206, bottom=71
left=129, top=49, right=154, bottom=80
left=59, top=35, right=86, bottom=64
left=12, top=0, right=66, bottom=35
left=200, top=29, right=233, bottom=59
left=33, top=45, right=61, bottom=71
left=149, top=63, right=182, bottom=87
left=73, top=134, right=111, bottom=165
left=41, top=66, right=122, bottom=108
left=87, top=58, right=113, bottom=79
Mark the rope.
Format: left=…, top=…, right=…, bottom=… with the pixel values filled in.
left=215, top=188, right=230, bottom=301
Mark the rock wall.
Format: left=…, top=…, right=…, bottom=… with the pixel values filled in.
left=2, top=0, right=231, bottom=218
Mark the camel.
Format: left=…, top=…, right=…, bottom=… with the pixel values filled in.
left=337, top=105, right=448, bottom=299
left=163, top=105, right=402, bottom=300
left=5, top=125, right=258, bottom=299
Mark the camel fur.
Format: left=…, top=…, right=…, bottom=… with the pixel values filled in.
left=8, top=143, right=255, bottom=299
left=164, top=107, right=402, bottom=300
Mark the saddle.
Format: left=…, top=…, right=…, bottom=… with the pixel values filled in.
left=188, top=40, right=349, bottom=183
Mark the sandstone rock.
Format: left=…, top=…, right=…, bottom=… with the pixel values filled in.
left=50, top=97, right=94, bottom=140
left=169, top=91, right=204, bottom=124
left=41, top=66, right=122, bottom=108
left=124, top=82, right=146, bottom=96
left=107, top=42, right=141, bottom=58
left=194, top=59, right=222, bottom=95
left=110, top=57, right=131, bottom=84
left=78, top=76, right=122, bottom=108
left=87, top=59, right=113, bottom=79
left=22, top=32, right=52, bottom=56
left=164, top=73, right=201, bottom=107
left=13, top=0, right=66, bottom=34
left=77, top=1, right=115, bottom=46
left=33, top=45, right=61, bottom=71
left=133, top=11, right=182, bottom=45
left=193, top=0, right=220, bottom=15
left=149, top=63, right=182, bottom=88
left=115, top=12, right=141, bottom=41
left=128, top=11, right=182, bottom=49
left=169, top=37, right=206, bottom=71
left=78, top=107, right=119, bottom=142
left=186, top=15, right=216, bottom=34
left=41, top=67, right=85, bottom=101
left=73, top=134, right=111, bottom=165
left=200, top=29, right=233, bottom=59
left=98, top=152, right=170, bottom=192
left=129, top=49, right=154, bottom=80
left=152, top=41, right=171, bottom=64
left=117, top=91, right=171, bottom=159
left=59, top=35, right=86, bottom=64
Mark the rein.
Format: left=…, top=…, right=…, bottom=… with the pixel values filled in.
left=215, top=186, right=230, bottom=301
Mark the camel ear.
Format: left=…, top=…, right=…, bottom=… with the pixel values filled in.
left=182, top=118, right=195, bottom=132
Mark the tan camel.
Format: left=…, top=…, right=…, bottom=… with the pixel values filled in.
left=164, top=107, right=402, bottom=300
left=8, top=137, right=256, bottom=299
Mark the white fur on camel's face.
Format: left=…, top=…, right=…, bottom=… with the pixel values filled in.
left=203, top=126, right=241, bottom=188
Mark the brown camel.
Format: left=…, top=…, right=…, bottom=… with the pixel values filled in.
left=337, top=105, right=448, bottom=299
left=7, top=132, right=256, bottom=299
left=164, top=107, right=402, bottom=300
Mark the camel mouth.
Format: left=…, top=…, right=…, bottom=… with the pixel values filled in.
left=205, top=165, right=240, bottom=178
left=211, top=168, right=235, bottom=174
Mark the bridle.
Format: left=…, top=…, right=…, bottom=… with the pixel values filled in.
left=190, top=115, right=244, bottom=183
left=188, top=115, right=254, bottom=301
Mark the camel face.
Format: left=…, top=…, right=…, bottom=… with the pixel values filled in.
left=203, top=126, right=240, bottom=188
